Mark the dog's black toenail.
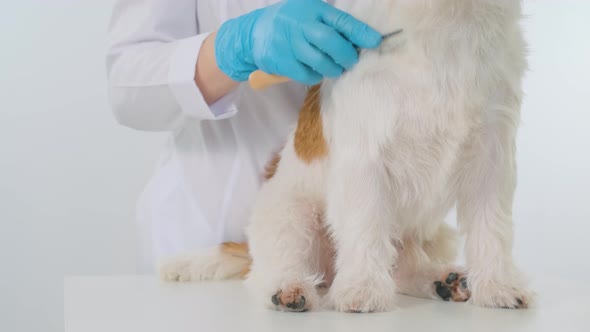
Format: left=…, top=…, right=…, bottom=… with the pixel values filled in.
left=460, top=277, right=468, bottom=289
left=298, top=296, right=306, bottom=309
left=291, top=296, right=306, bottom=310
left=517, top=298, right=523, bottom=306
left=445, top=273, right=459, bottom=285
left=286, top=302, right=293, bottom=309
left=271, top=294, right=280, bottom=306
left=435, top=282, right=452, bottom=301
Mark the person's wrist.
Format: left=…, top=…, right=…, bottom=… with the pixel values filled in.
left=195, top=32, right=239, bottom=105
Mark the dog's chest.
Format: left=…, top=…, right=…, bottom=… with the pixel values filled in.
left=325, top=27, right=484, bottom=153
left=322, top=4, right=502, bottom=203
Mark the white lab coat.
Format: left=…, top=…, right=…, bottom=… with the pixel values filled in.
left=107, top=0, right=340, bottom=273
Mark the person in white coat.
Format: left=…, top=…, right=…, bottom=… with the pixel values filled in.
left=106, top=0, right=383, bottom=273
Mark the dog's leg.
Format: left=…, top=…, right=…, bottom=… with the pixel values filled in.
left=245, top=182, right=325, bottom=312
left=326, top=160, right=398, bottom=313
left=456, top=102, right=532, bottom=309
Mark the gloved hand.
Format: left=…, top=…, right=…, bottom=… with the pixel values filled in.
left=215, top=0, right=382, bottom=85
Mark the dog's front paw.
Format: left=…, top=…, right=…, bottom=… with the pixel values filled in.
left=329, top=277, right=397, bottom=313
left=468, top=272, right=533, bottom=309
left=268, top=281, right=320, bottom=312
left=271, top=287, right=309, bottom=312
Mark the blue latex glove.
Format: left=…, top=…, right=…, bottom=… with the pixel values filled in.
left=215, top=0, right=383, bottom=85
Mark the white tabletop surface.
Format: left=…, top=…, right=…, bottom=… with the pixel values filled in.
left=65, top=276, right=590, bottom=332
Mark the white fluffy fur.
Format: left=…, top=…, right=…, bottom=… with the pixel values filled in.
left=162, top=0, right=532, bottom=312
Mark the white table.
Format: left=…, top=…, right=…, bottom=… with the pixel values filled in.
left=65, top=276, right=590, bottom=332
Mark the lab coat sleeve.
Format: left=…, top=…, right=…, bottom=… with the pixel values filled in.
left=106, top=0, right=238, bottom=131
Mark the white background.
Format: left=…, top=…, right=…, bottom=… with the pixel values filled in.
left=1, top=1, right=589, bottom=331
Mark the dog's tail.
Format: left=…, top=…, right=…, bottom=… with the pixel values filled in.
left=158, top=242, right=252, bottom=282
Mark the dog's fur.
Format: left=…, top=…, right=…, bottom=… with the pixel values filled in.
left=160, top=0, right=532, bottom=312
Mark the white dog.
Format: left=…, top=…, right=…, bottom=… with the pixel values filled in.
left=160, top=0, right=532, bottom=312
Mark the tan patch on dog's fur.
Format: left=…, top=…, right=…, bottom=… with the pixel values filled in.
left=221, top=242, right=250, bottom=259
left=238, top=266, right=251, bottom=278
left=222, top=242, right=252, bottom=279
left=263, top=153, right=281, bottom=180
left=294, top=85, right=328, bottom=163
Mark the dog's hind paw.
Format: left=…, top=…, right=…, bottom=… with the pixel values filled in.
left=158, top=257, right=193, bottom=282
left=434, top=271, right=471, bottom=302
